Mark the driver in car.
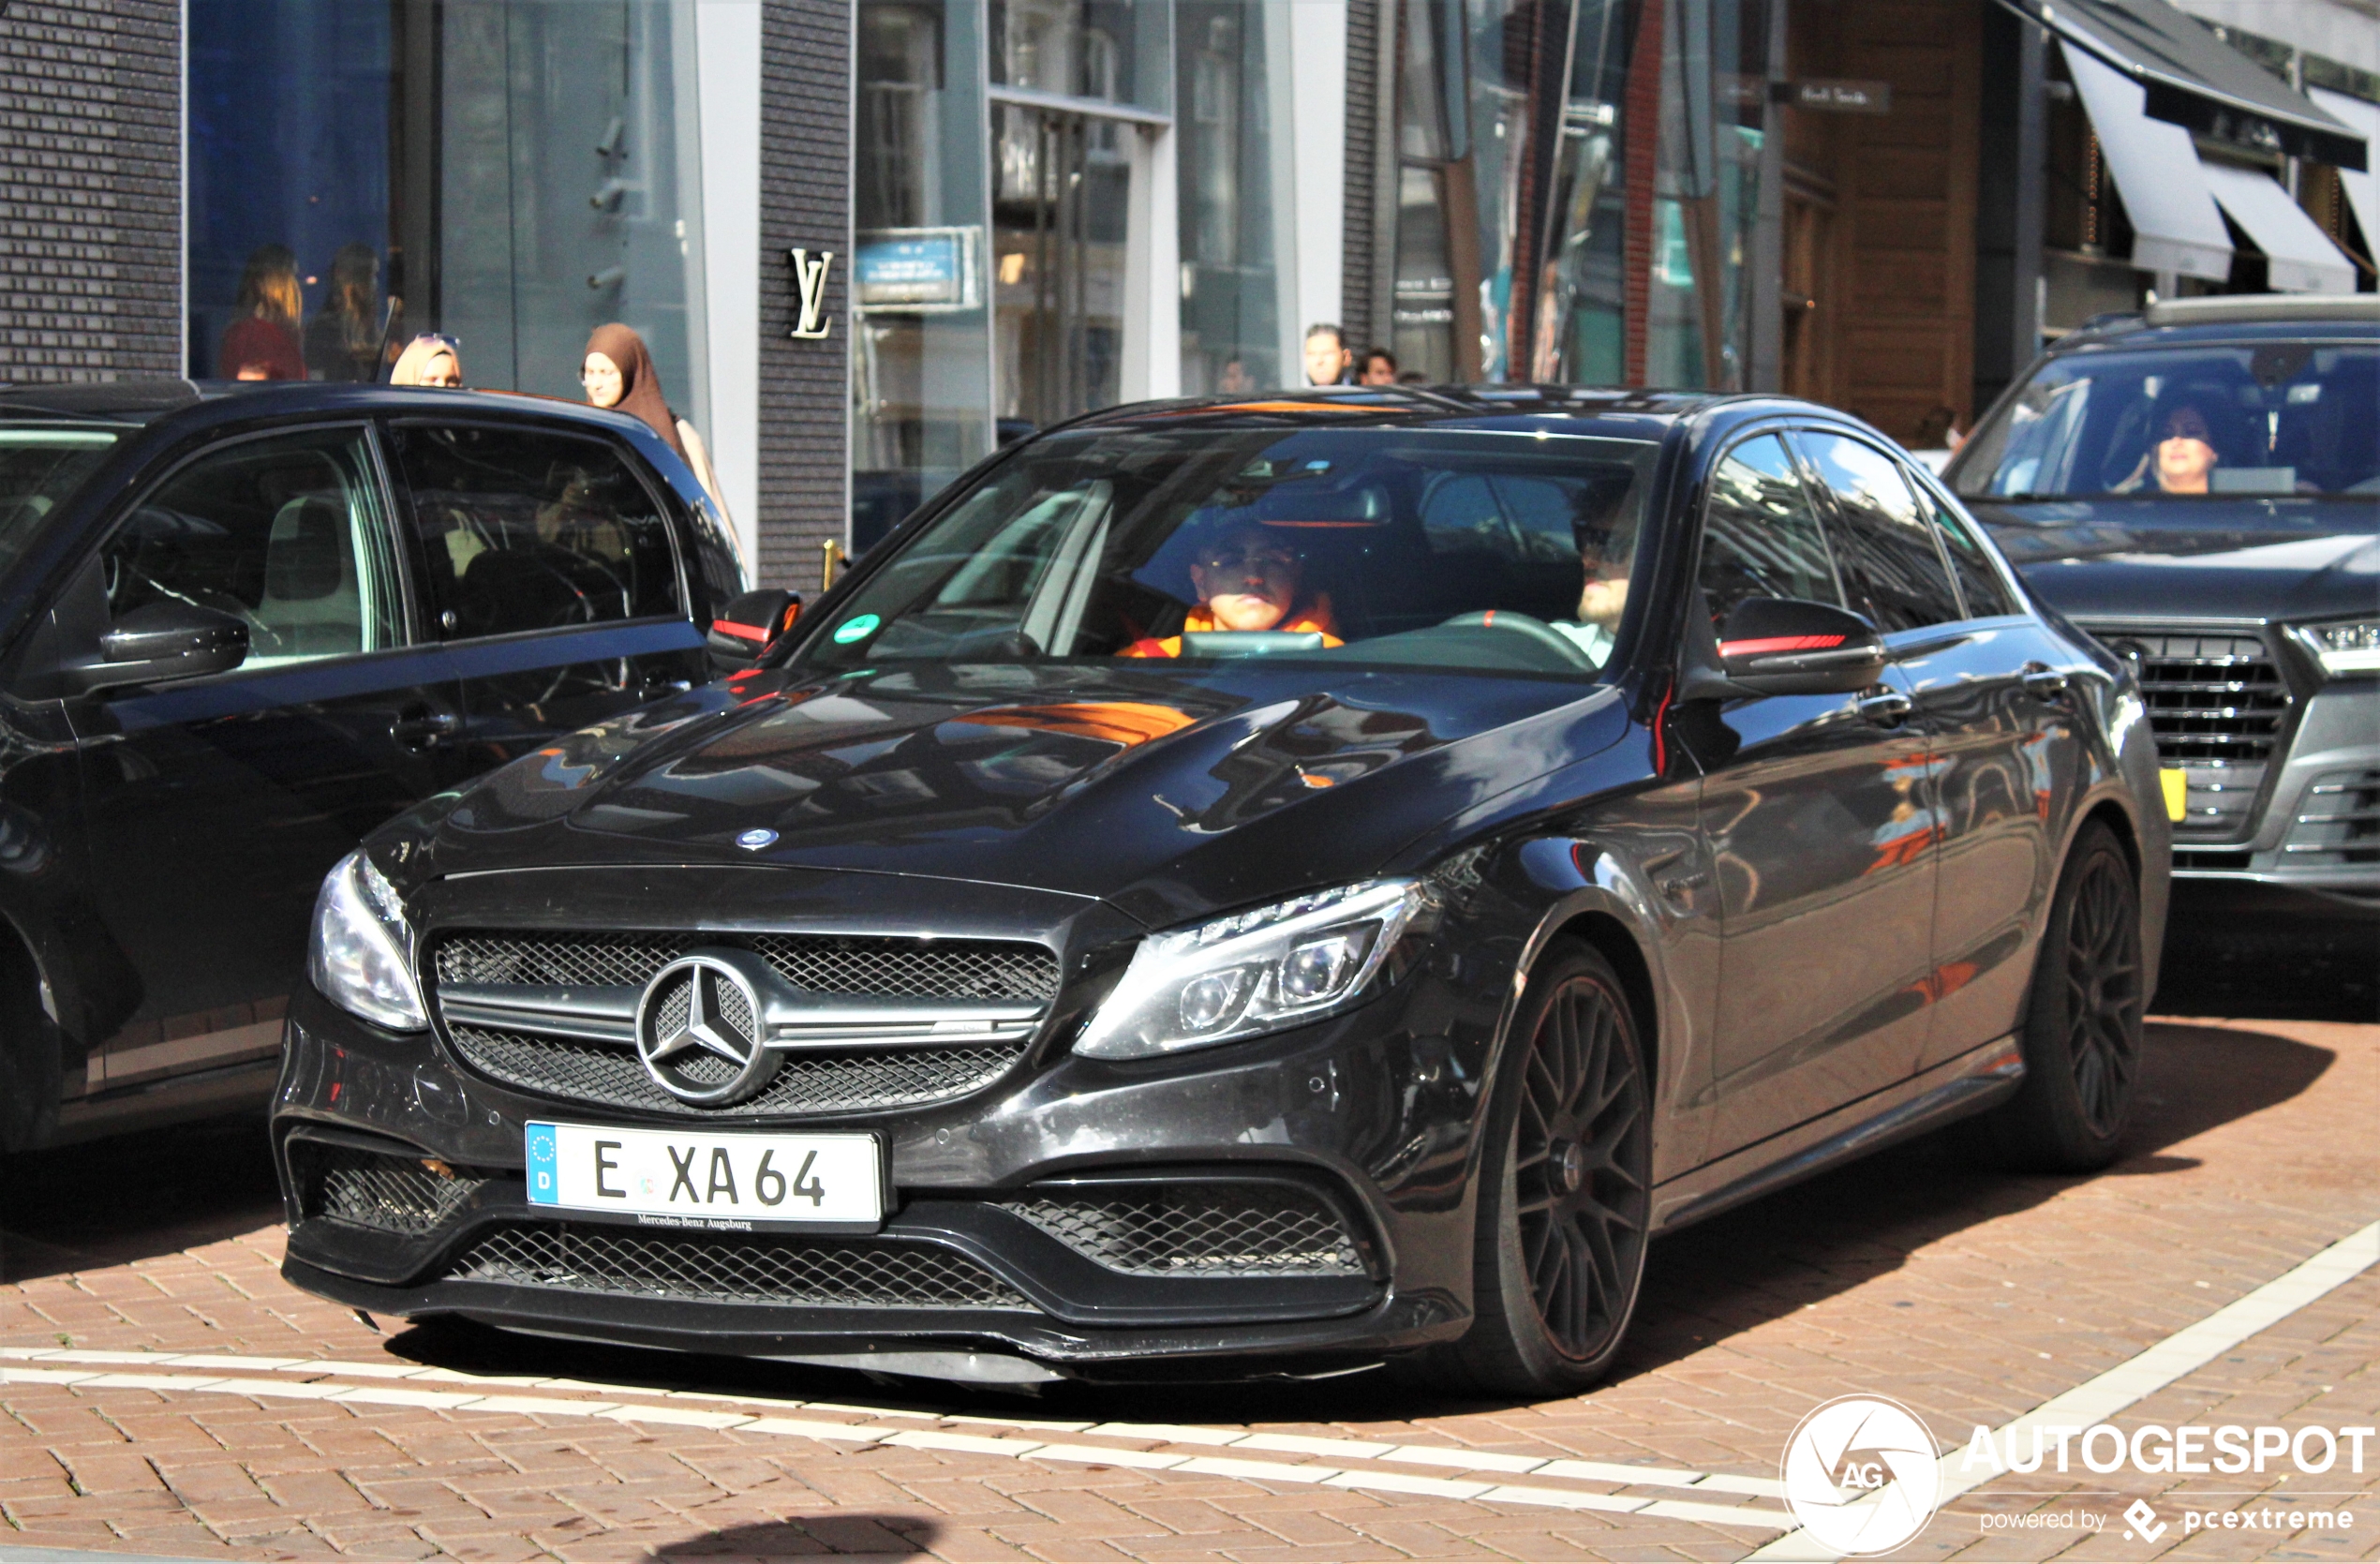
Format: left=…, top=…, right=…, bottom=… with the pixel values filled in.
left=1546, top=502, right=1634, bottom=664
left=2114, top=402, right=2221, bottom=494
left=1121, top=521, right=1344, bottom=658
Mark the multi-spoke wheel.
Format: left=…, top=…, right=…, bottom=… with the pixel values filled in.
left=1444, top=946, right=1651, bottom=1396
left=1976, top=820, right=2144, bottom=1172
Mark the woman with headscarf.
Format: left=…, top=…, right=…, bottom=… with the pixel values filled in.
left=389, top=334, right=463, bottom=388
left=579, top=322, right=736, bottom=540
left=217, top=244, right=305, bottom=381
left=304, top=243, right=386, bottom=382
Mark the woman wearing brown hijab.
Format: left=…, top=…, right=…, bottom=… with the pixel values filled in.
left=579, top=323, right=734, bottom=535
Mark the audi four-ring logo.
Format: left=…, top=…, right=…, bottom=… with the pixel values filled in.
left=634, top=953, right=781, bottom=1106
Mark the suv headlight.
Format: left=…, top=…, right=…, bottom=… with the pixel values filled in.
left=1073, top=880, right=1435, bottom=1061
left=310, top=849, right=428, bottom=1032
left=2292, top=618, right=2380, bottom=677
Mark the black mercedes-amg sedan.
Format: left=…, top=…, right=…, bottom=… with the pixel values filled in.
left=273, top=388, right=2170, bottom=1394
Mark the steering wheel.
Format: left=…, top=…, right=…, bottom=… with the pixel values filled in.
left=1438, top=609, right=1600, bottom=672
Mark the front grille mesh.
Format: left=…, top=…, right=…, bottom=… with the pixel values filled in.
left=436, top=931, right=1060, bottom=1003
left=445, top=1024, right=1029, bottom=1118
left=2098, top=630, right=2289, bottom=763
left=292, top=1142, right=485, bottom=1236
left=447, top=1222, right=1034, bottom=1310
left=1006, top=1184, right=1366, bottom=1277
left=2090, top=628, right=2291, bottom=843
left=2285, top=769, right=2380, bottom=868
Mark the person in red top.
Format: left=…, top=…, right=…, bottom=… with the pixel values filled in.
left=1121, top=522, right=1343, bottom=657
left=216, top=245, right=305, bottom=381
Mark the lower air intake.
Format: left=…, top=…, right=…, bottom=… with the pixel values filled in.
left=1004, top=1182, right=1367, bottom=1277
left=447, top=1223, right=1035, bottom=1310
left=292, top=1142, right=485, bottom=1236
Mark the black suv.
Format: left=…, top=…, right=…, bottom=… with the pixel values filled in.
left=0, top=381, right=766, bottom=1151
left=1947, top=295, right=2378, bottom=912
left=272, top=389, right=2168, bottom=1393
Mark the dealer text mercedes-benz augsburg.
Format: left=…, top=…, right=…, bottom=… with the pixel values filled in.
left=273, top=388, right=2171, bottom=1394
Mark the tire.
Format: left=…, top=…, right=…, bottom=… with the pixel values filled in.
left=1441, top=945, right=1653, bottom=1397
left=1975, top=820, right=2145, bottom=1173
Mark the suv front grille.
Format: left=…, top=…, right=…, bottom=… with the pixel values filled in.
left=427, top=931, right=1057, bottom=1117
left=291, top=1141, right=485, bottom=1236
left=2088, top=627, right=2291, bottom=842
left=2284, top=769, right=2380, bottom=868
left=1004, top=1182, right=1368, bottom=1277
left=446, top=1222, right=1034, bottom=1310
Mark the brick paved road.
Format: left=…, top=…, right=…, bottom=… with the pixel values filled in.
left=3, top=1011, right=2374, bottom=1564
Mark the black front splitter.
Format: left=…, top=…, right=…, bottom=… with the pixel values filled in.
left=281, top=1257, right=1465, bottom=1383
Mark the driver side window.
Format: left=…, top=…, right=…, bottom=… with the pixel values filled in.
left=100, top=426, right=404, bottom=668
left=388, top=424, right=679, bottom=640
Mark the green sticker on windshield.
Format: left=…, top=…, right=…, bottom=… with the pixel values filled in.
left=832, top=613, right=881, bottom=645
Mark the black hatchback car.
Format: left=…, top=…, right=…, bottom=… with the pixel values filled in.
left=273, top=389, right=2169, bottom=1394
left=0, top=381, right=754, bottom=1152
left=1946, top=295, right=2377, bottom=910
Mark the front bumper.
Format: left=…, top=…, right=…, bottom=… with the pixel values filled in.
left=2170, top=680, right=2378, bottom=901
left=272, top=962, right=1489, bottom=1379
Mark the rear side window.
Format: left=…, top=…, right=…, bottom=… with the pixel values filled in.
left=387, top=424, right=681, bottom=639
left=1698, top=434, right=1842, bottom=620
left=1918, top=482, right=2024, bottom=618
left=101, top=425, right=404, bottom=666
left=1795, top=430, right=1963, bottom=633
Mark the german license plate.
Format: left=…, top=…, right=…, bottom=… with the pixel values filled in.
left=525, top=1122, right=885, bottom=1233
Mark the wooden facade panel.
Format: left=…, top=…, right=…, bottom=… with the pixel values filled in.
left=1841, top=334, right=1953, bottom=387
left=1852, top=252, right=1952, bottom=310
left=1854, top=150, right=1953, bottom=201
left=1851, top=202, right=1951, bottom=253
left=1843, top=47, right=1954, bottom=97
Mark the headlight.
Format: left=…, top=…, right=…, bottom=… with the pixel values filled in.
left=2292, top=619, right=2380, bottom=677
left=1073, top=880, right=1435, bottom=1061
left=310, top=849, right=428, bottom=1032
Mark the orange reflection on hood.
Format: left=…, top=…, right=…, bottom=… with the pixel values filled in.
left=953, top=701, right=1198, bottom=750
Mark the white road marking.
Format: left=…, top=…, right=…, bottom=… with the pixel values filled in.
left=0, top=1354, right=1791, bottom=1528
left=1741, top=1217, right=2380, bottom=1562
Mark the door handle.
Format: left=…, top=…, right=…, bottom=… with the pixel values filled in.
left=392, top=708, right=462, bottom=749
left=1856, top=690, right=1913, bottom=726
left=2021, top=663, right=2071, bottom=698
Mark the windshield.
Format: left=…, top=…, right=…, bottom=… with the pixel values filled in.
left=1951, top=343, right=2379, bottom=506
left=2, top=425, right=120, bottom=577
left=795, top=427, right=1659, bottom=679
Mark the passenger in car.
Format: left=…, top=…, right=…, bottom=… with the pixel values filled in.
left=1120, top=522, right=1344, bottom=657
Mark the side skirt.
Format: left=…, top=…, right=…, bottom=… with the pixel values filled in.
left=1649, top=1036, right=2024, bottom=1233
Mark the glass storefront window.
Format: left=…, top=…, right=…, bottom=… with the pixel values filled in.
left=991, top=0, right=1171, bottom=112
left=853, top=0, right=996, bottom=551
left=186, top=0, right=710, bottom=415
left=1175, top=1, right=1282, bottom=394
left=1390, top=0, right=1769, bottom=389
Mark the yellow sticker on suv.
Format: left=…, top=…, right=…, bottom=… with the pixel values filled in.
left=2160, top=768, right=2188, bottom=823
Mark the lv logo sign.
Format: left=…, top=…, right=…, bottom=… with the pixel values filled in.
left=787, top=247, right=836, bottom=339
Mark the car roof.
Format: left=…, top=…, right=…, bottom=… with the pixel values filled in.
left=0, top=378, right=634, bottom=433
left=2049, top=293, right=2380, bottom=355
left=1047, top=385, right=1857, bottom=443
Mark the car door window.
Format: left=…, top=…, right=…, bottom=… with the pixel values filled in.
left=1697, top=434, right=1842, bottom=618
left=100, top=426, right=404, bottom=668
left=387, top=423, right=681, bottom=640
left=1795, top=431, right=1963, bottom=633
left=1915, top=480, right=2023, bottom=618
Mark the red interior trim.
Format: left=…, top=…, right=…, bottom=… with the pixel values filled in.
left=1719, top=633, right=1845, bottom=657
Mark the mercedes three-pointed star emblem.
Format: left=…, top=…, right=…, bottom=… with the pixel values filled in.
left=635, top=952, right=781, bottom=1106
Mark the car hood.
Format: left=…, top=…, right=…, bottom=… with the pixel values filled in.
left=407, top=662, right=1628, bottom=927
left=1971, top=497, right=2380, bottom=621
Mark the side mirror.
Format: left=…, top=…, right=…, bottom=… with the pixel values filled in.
left=67, top=602, right=249, bottom=694
left=1713, top=597, right=1885, bottom=696
left=706, top=588, right=800, bottom=666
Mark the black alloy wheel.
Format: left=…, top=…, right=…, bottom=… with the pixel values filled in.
left=1444, top=945, right=1652, bottom=1396
left=1976, top=819, right=2145, bottom=1172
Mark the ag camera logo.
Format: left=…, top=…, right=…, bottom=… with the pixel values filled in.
left=1781, top=1395, right=1942, bottom=1556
